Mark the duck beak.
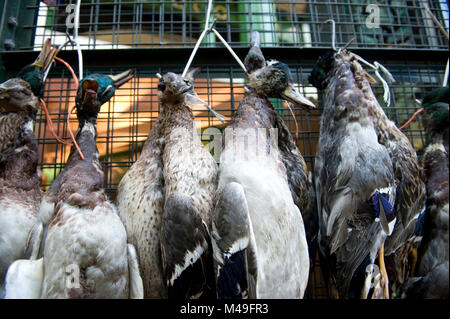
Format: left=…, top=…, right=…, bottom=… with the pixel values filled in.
left=33, top=38, right=58, bottom=71
left=281, top=84, right=316, bottom=112
left=109, top=69, right=135, bottom=88
left=81, top=80, right=99, bottom=105
left=180, top=84, right=193, bottom=94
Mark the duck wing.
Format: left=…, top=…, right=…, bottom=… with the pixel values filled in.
left=161, top=192, right=215, bottom=299
left=211, top=182, right=258, bottom=299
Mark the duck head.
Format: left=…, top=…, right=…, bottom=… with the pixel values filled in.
left=16, top=38, right=58, bottom=98
left=76, top=69, right=134, bottom=123
left=309, top=46, right=376, bottom=92
left=157, top=67, right=200, bottom=105
left=421, top=86, right=449, bottom=135
left=308, top=50, right=336, bottom=91
left=244, top=31, right=316, bottom=111
left=0, top=78, right=39, bottom=116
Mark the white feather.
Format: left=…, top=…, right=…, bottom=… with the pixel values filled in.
left=4, top=258, right=44, bottom=299
left=218, top=131, right=309, bottom=298
left=169, top=240, right=208, bottom=286
left=127, top=244, right=144, bottom=299
left=23, top=120, right=34, bottom=132
left=39, top=196, right=55, bottom=223
left=41, top=202, right=130, bottom=298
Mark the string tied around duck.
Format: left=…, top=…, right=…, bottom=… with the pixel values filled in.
left=180, top=0, right=248, bottom=124
left=39, top=38, right=85, bottom=160
left=353, top=55, right=395, bottom=107
left=324, top=19, right=395, bottom=106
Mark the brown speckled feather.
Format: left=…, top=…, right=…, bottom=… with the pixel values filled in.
left=0, top=113, right=28, bottom=162
left=117, top=71, right=218, bottom=299
left=117, top=119, right=166, bottom=298
left=0, top=79, right=42, bottom=288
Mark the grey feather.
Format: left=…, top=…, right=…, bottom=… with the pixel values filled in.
left=212, top=182, right=258, bottom=299
left=161, top=192, right=210, bottom=287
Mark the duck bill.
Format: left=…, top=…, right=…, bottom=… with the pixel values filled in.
left=33, top=39, right=58, bottom=71
left=109, top=69, right=135, bottom=88
left=34, top=38, right=58, bottom=82
left=81, top=80, right=99, bottom=105
left=281, top=84, right=316, bottom=112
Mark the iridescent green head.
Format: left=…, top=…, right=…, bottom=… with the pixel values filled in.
left=421, top=86, right=449, bottom=135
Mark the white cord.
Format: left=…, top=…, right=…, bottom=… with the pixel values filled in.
left=74, top=0, right=83, bottom=80
left=443, top=59, right=449, bottom=87
left=211, top=28, right=247, bottom=73
left=353, top=54, right=395, bottom=107
left=182, top=0, right=213, bottom=77
left=182, top=0, right=247, bottom=76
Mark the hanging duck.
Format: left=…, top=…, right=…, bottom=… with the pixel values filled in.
left=404, top=86, right=448, bottom=299
left=116, top=68, right=218, bottom=299
left=4, top=69, right=144, bottom=298
left=0, top=39, right=57, bottom=295
left=309, top=47, right=426, bottom=299
left=211, top=31, right=315, bottom=299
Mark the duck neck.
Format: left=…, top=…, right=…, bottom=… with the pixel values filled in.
left=0, top=112, right=34, bottom=158
left=429, top=127, right=449, bottom=154
left=230, top=89, right=276, bottom=129
left=0, top=113, right=40, bottom=184
left=160, top=102, right=195, bottom=134
left=67, top=119, right=99, bottom=164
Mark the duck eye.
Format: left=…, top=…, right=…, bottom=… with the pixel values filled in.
left=158, top=82, right=166, bottom=92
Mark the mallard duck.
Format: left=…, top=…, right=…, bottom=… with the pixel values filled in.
left=211, top=31, right=315, bottom=299
left=404, top=86, right=448, bottom=299
left=16, top=39, right=58, bottom=99
left=0, top=40, right=57, bottom=295
left=116, top=68, right=218, bottom=299
left=4, top=69, right=143, bottom=299
left=309, top=48, right=426, bottom=299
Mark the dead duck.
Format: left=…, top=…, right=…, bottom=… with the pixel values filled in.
left=0, top=39, right=57, bottom=295
left=404, top=86, right=448, bottom=299
left=309, top=48, right=426, bottom=299
left=116, top=68, right=218, bottom=299
left=211, top=31, right=315, bottom=299
left=5, top=69, right=143, bottom=298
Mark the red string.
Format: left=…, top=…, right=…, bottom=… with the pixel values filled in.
left=50, top=56, right=85, bottom=160
left=40, top=98, right=72, bottom=145
left=399, top=107, right=424, bottom=130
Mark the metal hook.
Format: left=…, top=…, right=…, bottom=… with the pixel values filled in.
left=324, top=19, right=337, bottom=51
left=182, top=0, right=214, bottom=77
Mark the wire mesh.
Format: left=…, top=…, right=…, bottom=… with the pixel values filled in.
left=36, top=61, right=445, bottom=194
left=12, top=0, right=448, bottom=51
left=33, top=61, right=444, bottom=298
